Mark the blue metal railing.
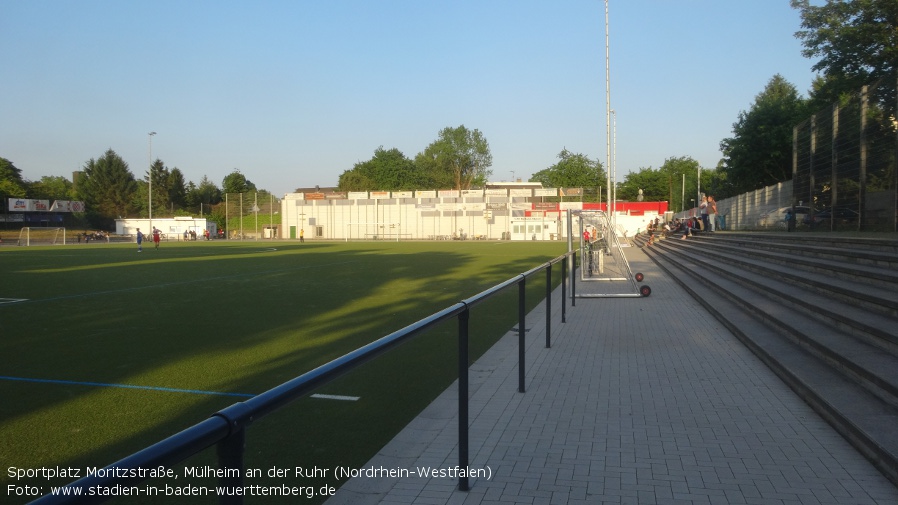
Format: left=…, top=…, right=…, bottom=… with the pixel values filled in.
left=32, top=250, right=575, bottom=504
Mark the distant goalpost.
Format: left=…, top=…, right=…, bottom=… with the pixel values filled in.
left=344, top=222, right=403, bottom=242
left=16, top=227, right=67, bottom=246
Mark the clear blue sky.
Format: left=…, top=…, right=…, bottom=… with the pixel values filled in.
left=1, top=0, right=818, bottom=197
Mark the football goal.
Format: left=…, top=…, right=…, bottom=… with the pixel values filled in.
left=16, top=227, right=67, bottom=246
left=344, top=222, right=406, bottom=241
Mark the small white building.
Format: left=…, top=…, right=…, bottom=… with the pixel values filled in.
left=115, top=217, right=216, bottom=240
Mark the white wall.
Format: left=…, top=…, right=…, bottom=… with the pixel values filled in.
left=115, top=218, right=214, bottom=238
left=280, top=193, right=661, bottom=242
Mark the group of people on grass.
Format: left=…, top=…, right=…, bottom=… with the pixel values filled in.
left=181, top=229, right=210, bottom=241
left=137, top=227, right=214, bottom=251
left=78, top=230, right=109, bottom=243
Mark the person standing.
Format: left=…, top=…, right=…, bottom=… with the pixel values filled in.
left=707, top=196, right=718, bottom=232
left=136, top=228, right=144, bottom=252
left=699, top=195, right=709, bottom=232
left=299, top=228, right=305, bottom=243
left=153, top=227, right=161, bottom=249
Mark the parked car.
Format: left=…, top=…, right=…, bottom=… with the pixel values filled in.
left=803, top=206, right=860, bottom=227
left=758, top=206, right=812, bottom=228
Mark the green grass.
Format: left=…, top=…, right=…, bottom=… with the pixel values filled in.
left=0, top=240, right=566, bottom=503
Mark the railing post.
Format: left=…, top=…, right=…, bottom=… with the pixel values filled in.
left=518, top=276, right=526, bottom=393
left=457, top=306, right=470, bottom=492
left=545, top=264, right=552, bottom=348
left=561, top=256, right=567, bottom=323
left=571, top=251, right=577, bottom=306
left=216, top=428, right=246, bottom=505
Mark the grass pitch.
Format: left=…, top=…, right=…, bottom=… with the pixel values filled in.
left=0, top=239, right=566, bottom=503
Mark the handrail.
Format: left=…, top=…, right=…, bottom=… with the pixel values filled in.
left=32, top=250, right=576, bottom=504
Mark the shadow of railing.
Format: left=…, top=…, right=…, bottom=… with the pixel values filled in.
left=33, top=251, right=576, bottom=504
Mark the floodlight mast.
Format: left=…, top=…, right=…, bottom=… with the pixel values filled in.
left=604, top=0, right=612, bottom=215
left=611, top=109, right=617, bottom=230
left=148, top=132, right=156, bottom=234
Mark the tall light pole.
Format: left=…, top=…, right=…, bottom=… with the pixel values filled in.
left=697, top=164, right=702, bottom=205
left=604, top=0, right=611, bottom=213
left=611, top=108, right=617, bottom=228
left=148, top=131, right=156, bottom=233
left=681, top=173, right=686, bottom=213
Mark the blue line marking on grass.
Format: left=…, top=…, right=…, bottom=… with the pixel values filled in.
left=0, top=375, right=255, bottom=398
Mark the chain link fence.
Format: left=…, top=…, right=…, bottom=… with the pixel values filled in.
left=793, top=73, right=897, bottom=232
left=715, top=74, right=897, bottom=232
left=212, top=192, right=281, bottom=239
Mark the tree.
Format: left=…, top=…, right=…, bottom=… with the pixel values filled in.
left=28, top=175, right=74, bottom=200
left=0, top=157, right=28, bottom=199
left=146, top=159, right=171, bottom=217
left=79, top=149, right=137, bottom=228
left=415, top=125, right=492, bottom=190
left=222, top=169, right=256, bottom=194
left=168, top=168, right=187, bottom=211
left=337, top=170, right=376, bottom=192
left=529, top=149, right=605, bottom=191
left=792, top=0, right=898, bottom=106
left=338, top=147, right=422, bottom=191
left=186, top=175, right=222, bottom=207
left=719, top=75, right=809, bottom=194
left=617, top=167, right=668, bottom=203
left=660, top=156, right=705, bottom=212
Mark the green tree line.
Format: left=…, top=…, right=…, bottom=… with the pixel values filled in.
left=1, top=150, right=265, bottom=231
left=337, top=125, right=493, bottom=191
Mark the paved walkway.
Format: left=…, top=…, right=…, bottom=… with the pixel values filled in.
left=327, top=247, right=898, bottom=504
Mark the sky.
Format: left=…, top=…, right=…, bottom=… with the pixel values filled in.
left=1, top=0, right=821, bottom=197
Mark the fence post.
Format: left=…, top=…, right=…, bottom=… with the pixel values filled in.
left=216, top=428, right=246, bottom=505
left=518, top=276, right=526, bottom=393
left=561, top=256, right=567, bottom=323
left=545, top=264, right=552, bottom=348
left=859, top=85, right=868, bottom=231
left=457, top=307, right=470, bottom=492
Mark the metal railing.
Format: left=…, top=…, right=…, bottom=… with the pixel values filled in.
left=33, top=250, right=576, bottom=504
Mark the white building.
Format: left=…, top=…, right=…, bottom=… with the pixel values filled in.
left=280, top=186, right=666, bottom=241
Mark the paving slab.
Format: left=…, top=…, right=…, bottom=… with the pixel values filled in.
left=327, top=246, right=898, bottom=505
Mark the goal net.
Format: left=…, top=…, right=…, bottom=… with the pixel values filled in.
left=344, top=222, right=403, bottom=241
left=16, top=227, right=67, bottom=246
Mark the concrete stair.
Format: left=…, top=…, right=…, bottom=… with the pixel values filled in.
left=635, top=231, right=898, bottom=486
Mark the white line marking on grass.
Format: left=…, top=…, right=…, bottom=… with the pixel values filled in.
left=311, top=394, right=360, bottom=401
left=1, top=260, right=358, bottom=307
left=0, top=375, right=255, bottom=398
left=0, top=298, right=28, bottom=305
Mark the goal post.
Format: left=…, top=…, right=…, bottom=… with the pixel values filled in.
left=16, top=227, right=66, bottom=246
left=344, top=222, right=402, bottom=242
